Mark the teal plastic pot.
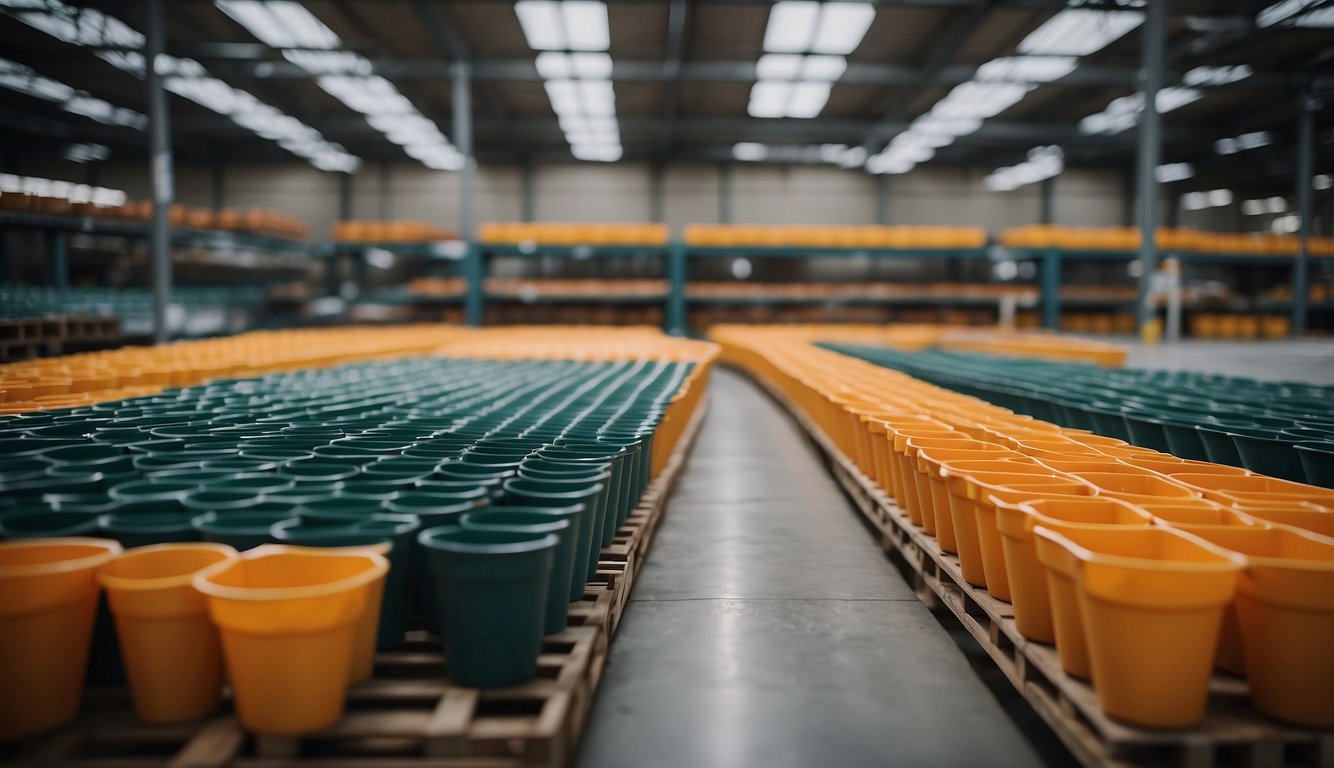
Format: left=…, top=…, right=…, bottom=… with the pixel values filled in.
left=200, top=458, right=280, bottom=473
left=237, top=448, right=315, bottom=463
left=538, top=445, right=628, bottom=528
left=413, top=481, right=490, bottom=506
left=382, top=494, right=481, bottom=525
left=39, top=443, right=127, bottom=466
left=204, top=474, right=295, bottom=496
left=1230, top=429, right=1306, bottom=482
left=1160, top=419, right=1211, bottom=462
left=270, top=513, right=420, bottom=649
left=0, top=510, right=102, bottom=538
left=518, top=463, right=616, bottom=550
left=264, top=486, right=342, bottom=505
left=2, top=471, right=105, bottom=497
left=191, top=510, right=292, bottom=550
left=1196, top=425, right=1244, bottom=466
left=460, top=508, right=574, bottom=635
left=295, top=496, right=384, bottom=523
left=181, top=488, right=264, bottom=513
left=435, top=462, right=515, bottom=499
left=99, top=510, right=199, bottom=546
left=92, top=427, right=148, bottom=446
left=1295, top=442, right=1334, bottom=488
left=502, top=477, right=603, bottom=599
left=1120, top=410, right=1174, bottom=454
left=278, top=461, right=361, bottom=483
left=417, top=525, right=557, bottom=688
left=40, top=493, right=121, bottom=513
left=337, top=481, right=405, bottom=501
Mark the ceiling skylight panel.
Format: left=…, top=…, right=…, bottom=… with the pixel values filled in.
left=811, top=2, right=876, bottom=55
left=515, top=0, right=565, bottom=49
left=763, top=2, right=819, bottom=52
left=1017, top=9, right=1144, bottom=56
left=562, top=1, right=609, bottom=50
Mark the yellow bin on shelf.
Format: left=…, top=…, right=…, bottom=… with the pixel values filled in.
left=193, top=544, right=389, bottom=735
left=0, top=537, right=123, bottom=741
left=1033, top=526, right=1244, bottom=728
left=99, top=542, right=239, bottom=724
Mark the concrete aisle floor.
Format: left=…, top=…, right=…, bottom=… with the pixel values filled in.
left=576, top=368, right=1050, bottom=768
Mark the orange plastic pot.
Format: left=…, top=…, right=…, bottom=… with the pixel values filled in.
left=1176, top=525, right=1334, bottom=727
left=940, top=462, right=1056, bottom=586
left=1235, top=504, right=1334, bottom=538
left=996, top=498, right=1152, bottom=644
left=1172, top=473, right=1334, bottom=509
left=891, top=427, right=958, bottom=525
left=1076, top=472, right=1200, bottom=505
left=98, top=543, right=239, bottom=723
left=968, top=476, right=1096, bottom=600
left=0, top=538, right=122, bottom=741
left=193, top=544, right=388, bottom=734
left=1033, top=526, right=1244, bottom=728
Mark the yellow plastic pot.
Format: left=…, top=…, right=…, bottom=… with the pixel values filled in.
left=1076, top=472, right=1201, bottom=505
left=967, top=475, right=1096, bottom=600
left=98, top=542, right=238, bottom=723
left=193, top=544, right=388, bottom=734
left=0, top=537, right=123, bottom=741
left=1033, top=526, right=1244, bottom=728
left=996, top=498, right=1152, bottom=644
left=939, top=459, right=1052, bottom=578
left=1235, top=504, right=1334, bottom=538
left=1175, top=525, right=1334, bottom=727
left=1172, top=473, right=1334, bottom=509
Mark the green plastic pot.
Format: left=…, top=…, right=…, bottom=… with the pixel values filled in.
left=1295, top=442, right=1334, bottom=488
left=336, top=481, right=405, bottom=501
left=204, top=474, right=295, bottom=496
left=200, top=458, right=280, bottom=473
left=99, top=510, right=199, bottom=547
left=38, top=444, right=127, bottom=466
left=538, top=445, right=629, bottom=527
left=295, top=496, right=385, bottom=523
left=460, top=508, right=575, bottom=635
left=40, top=493, right=121, bottom=513
left=181, top=488, right=264, bottom=513
left=1230, top=429, right=1306, bottom=482
left=270, top=513, right=420, bottom=649
left=501, top=477, right=603, bottom=600
left=0, top=510, right=102, bottom=538
left=417, top=525, right=557, bottom=688
left=191, top=510, right=293, bottom=550
left=1196, top=425, right=1244, bottom=466
left=517, top=463, right=616, bottom=551
left=277, top=461, right=361, bottom=483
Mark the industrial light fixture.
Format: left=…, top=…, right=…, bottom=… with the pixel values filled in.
left=515, top=0, right=610, bottom=51
left=0, top=56, right=147, bottom=129
left=1271, top=213, right=1300, bottom=234
left=216, top=0, right=338, bottom=49
left=1078, top=88, right=1203, bottom=135
left=1257, top=0, right=1334, bottom=28
left=1316, top=175, right=1333, bottom=191
left=1017, top=8, right=1144, bottom=56
left=61, top=143, right=110, bottom=163
left=1214, top=131, right=1272, bottom=155
left=810, top=2, right=876, bottom=55
left=1182, top=65, right=1252, bottom=87
left=984, top=146, right=1063, bottom=191
left=974, top=56, right=1077, bottom=84
left=1155, top=163, right=1195, bottom=183
left=1181, top=189, right=1233, bottom=211
left=749, top=2, right=873, bottom=119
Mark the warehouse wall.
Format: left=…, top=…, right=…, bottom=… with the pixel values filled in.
left=4, top=157, right=1129, bottom=237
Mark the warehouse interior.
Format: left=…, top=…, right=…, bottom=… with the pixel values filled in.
left=1, top=1, right=1333, bottom=767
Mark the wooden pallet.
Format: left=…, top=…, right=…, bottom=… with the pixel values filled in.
left=2, top=400, right=707, bottom=768
left=743, top=369, right=1334, bottom=768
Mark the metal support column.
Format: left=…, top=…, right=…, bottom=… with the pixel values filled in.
left=48, top=231, right=68, bottom=289
left=718, top=163, right=733, bottom=224
left=464, top=242, right=484, bottom=326
left=146, top=0, right=173, bottom=344
left=521, top=162, right=535, bottom=222
left=1040, top=176, right=1055, bottom=225
left=454, top=60, right=474, bottom=241
left=1041, top=250, right=1061, bottom=330
left=1134, top=0, right=1165, bottom=331
left=667, top=242, right=686, bottom=336
left=1292, top=94, right=1315, bottom=333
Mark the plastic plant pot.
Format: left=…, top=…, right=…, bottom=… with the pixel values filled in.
left=200, top=458, right=280, bottom=474
left=412, top=481, right=490, bottom=507
left=336, top=481, right=405, bottom=501
left=192, top=511, right=294, bottom=550
left=502, top=477, right=603, bottom=600
left=460, top=508, right=576, bottom=634
left=435, top=462, right=515, bottom=499
left=1295, top=442, right=1334, bottom=489
left=1228, top=428, right=1306, bottom=482
left=108, top=479, right=198, bottom=506
left=380, top=495, right=486, bottom=634
left=99, top=510, right=200, bottom=547
left=98, top=543, right=238, bottom=723
left=205, top=474, right=296, bottom=496
left=0, top=510, right=103, bottom=539
left=995, top=498, right=1153, bottom=644
left=417, top=526, right=557, bottom=688
left=1195, top=425, right=1245, bottom=467
left=1033, top=526, right=1244, bottom=728
left=270, top=514, right=421, bottom=652
left=296, top=497, right=385, bottom=524
left=278, top=461, right=361, bottom=484
left=518, top=462, right=616, bottom=544
left=40, top=493, right=122, bottom=514
left=181, top=489, right=264, bottom=513
left=514, top=466, right=613, bottom=562
left=0, top=537, right=122, bottom=741
left=193, top=544, right=388, bottom=735
left=1179, top=525, right=1334, bottom=727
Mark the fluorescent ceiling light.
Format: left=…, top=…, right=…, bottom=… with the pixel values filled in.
left=756, top=53, right=803, bottom=80
left=763, top=1, right=818, bottom=52
left=571, top=143, right=622, bottom=162
left=216, top=1, right=339, bottom=49
left=1155, top=163, right=1194, bottom=183
left=787, top=81, right=830, bottom=118
left=1157, top=87, right=1202, bottom=112
left=1078, top=87, right=1203, bottom=135
left=0, top=56, right=146, bottom=129
left=811, top=2, right=876, bottom=55
left=747, top=80, right=790, bottom=118
left=570, top=52, right=613, bottom=79
left=13, top=3, right=143, bottom=47
left=984, top=146, right=1063, bottom=192
left=974, top=55, right=1077, bottom=84
left=1018, top=9, right=1144, bottom=56
left=535, top=51, right=573, bottom=79
left=801, top=55, right=846, bottom=81
left=1257, top=0, right=1319, bottom=27
left=282, top=49, right=372, bottom=75
left=578, top=79, right=615, bottom=115
left=932, top=81, right=1031, bottom=119
left=544, top=79, right=581, bottom=113
left=1215, top=130, right=1272, bottom=155
left=1182, top=64, right=1252, bottom=87
left=1295, top=6, right=1334, bottom=26
left=896, top=131, right=955, bottom=149
left=62, top=142, right=110, bottom=163
left=1241, top=198, right=1265, bottom=216
left=562, top=1, right=609, bottom=51
left=1315, top=174, right=1332, bottom=191
left=515, top=1, right=564, bottom=50
left=911, top=115, right=981, bottom=137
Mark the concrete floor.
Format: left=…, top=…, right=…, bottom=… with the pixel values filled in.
left=576, top=368, right=1053, bottom=768
left=1123, top=338, right=1334, bottom=385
